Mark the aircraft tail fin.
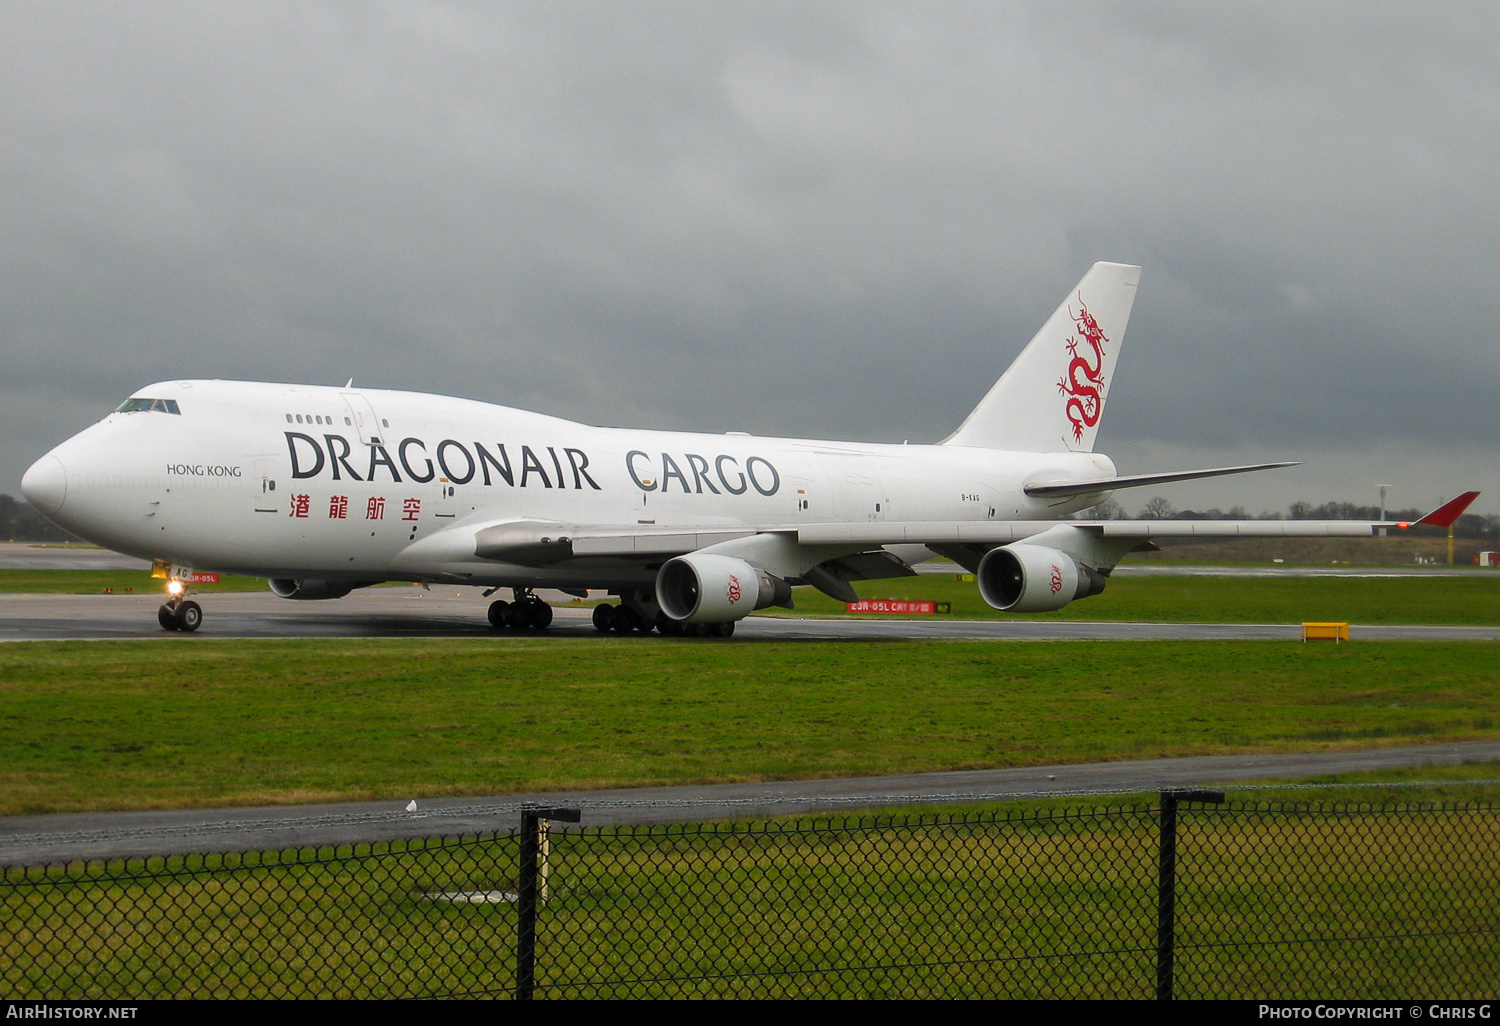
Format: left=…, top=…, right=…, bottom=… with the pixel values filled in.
left=943, top=261, right=1141, bottom=452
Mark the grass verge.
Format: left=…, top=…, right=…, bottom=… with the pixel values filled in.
left=2, top=638, right=1497, bottom=816
left=769, top=572, right=1500, bottom=624
left=0, top=569, right=267, bottom=594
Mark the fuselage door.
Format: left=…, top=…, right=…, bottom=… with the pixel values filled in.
left=434, top=480, right=458, bottom=520
left=252, top=458, right=278, bottom=514
left=341, top=393, right=383, bottom=447
left=831, top=457, right=887, bottom=522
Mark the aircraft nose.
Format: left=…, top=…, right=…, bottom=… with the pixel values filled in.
left=22, top=453, right=67, bottom=517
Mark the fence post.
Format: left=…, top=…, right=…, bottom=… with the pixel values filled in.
left=516, top=805, right=581, bottom=1002
left=1157, top=789, right=1224, bottom=1001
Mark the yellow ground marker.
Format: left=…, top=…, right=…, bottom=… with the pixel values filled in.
left=1302, top=622, right=1350, bottom=642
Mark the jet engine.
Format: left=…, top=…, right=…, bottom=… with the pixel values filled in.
left=655, top=553, right=794, bottom=623
left=976, top=543, right=1108, bottom=613
left=268, top=578, right=362, bottom=600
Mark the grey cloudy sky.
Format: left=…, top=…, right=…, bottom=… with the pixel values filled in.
left=3, top=1, right=1496, bottom=516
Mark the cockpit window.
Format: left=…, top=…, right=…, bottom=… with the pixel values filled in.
left=116, top=398, right=181, bottom=415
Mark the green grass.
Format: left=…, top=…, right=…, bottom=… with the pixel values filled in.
left=3, top=639, right=1498, bottom=816
left=0, top=569, right=267, bottom=594
left=773, top=572, right=1500, bottom=624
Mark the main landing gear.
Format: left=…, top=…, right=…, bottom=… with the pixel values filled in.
left=488, top=588, right=554, bottom=631
left=591, top=602, right=735, bottom=638
left=157, top=581, right=202, bottom=633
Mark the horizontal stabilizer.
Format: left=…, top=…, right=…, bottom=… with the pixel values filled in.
left=1024, top=462, right=1300, bottom=499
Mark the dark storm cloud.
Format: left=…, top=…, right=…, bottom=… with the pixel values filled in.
left=2, top=1, right=1496, bottom=512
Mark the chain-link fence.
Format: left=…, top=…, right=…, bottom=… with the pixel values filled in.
left=4, top=794, right=1497, bottom=999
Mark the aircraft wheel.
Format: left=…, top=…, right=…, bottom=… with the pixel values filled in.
left=487, top=600, right=510, bottom=629
left=528, top=599, right=553, bottom=629
left=656, top=616, right=682, bottom=637
left=613, top=606, right=638, bottom=633
left=592, top=603, right=616, bottom=632
left=503, top=602, right=530, bottom=630
left=710, top=621, right=735, bottom=638
left=158, top=604, right=181, bottom=631
left=176, top=601, right=203, bottom=633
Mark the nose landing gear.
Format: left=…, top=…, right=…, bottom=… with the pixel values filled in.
left=158, top=593, right=203, bottom=632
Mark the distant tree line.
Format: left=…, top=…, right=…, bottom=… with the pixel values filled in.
left=1082, top=497, right=1500, bottom=541
left=0, top=495, right=80, bottom=542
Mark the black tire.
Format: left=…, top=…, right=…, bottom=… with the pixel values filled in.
left=592, top=603, right=616, bottom=632
left=710, top=621, right=735, bottom=638
left=487, top=600, right=510, bottom=629
left=613, top=605, right=637, bottom=633
left=158, top=604, right=180, bottom=631
left=176, top=601, right=202, bottom=632
left=528, top=599, right=553, bottom=629
left=503, top=602, right=529, bottom=630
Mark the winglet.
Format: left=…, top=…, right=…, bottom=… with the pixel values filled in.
left=1404, top=491, right=1481, bottom=529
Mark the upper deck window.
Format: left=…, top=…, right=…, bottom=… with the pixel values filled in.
left=116, top=398, right=181, bottom=415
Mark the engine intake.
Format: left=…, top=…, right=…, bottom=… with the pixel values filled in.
left=976, top=544, right=1107, bottom=613
left=268, top=578, right=366, bottom=600
left=656, top=553, right=794, bottom=623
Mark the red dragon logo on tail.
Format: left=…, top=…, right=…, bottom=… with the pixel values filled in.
left=1057, top=294, right=1109, bottom=442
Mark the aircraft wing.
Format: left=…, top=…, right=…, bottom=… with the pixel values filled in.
left=802, top=517, right=1383, bottom=546
left=449, top=491, right=1479, bottom=603
left=467, top=491, right=1479, bottom=565
left=804, top=491, right=1481, bottom=546
left=394, top=491, right=1481, bottom=613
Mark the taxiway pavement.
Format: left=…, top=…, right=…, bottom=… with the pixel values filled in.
left=4, top=740, right=1497, bottom=864
left=4, top=588, right=1500, bottom=641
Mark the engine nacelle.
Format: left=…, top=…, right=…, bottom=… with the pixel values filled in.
left=655, top=553, right=794, bottom=624
left=976, top=544, right=1108, bottom=613
left=268, top=578, right=358, bottom=600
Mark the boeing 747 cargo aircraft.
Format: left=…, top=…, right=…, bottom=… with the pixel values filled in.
left=21, top=263, right=1477, bottom=634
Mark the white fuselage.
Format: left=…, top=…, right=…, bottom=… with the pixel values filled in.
left=28, top=379, right=1114, bottom=588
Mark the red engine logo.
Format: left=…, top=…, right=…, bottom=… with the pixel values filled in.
left=1057, top=296, right=1110, bottom=442
left=1049, top=565, right=1064, bottom=594
left=727, top=574, right=742, bottom=604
